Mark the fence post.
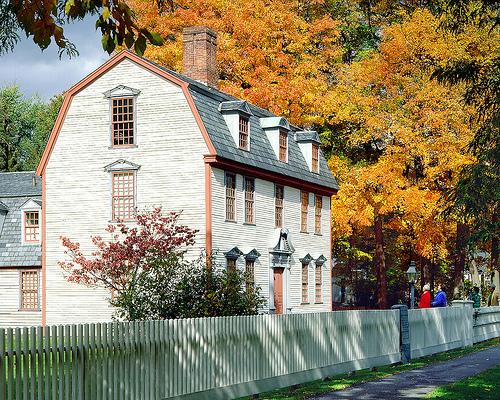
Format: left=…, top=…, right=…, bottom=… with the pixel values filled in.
left=391, top=305, right=410, bottom=363
left=452, top=300, right=474, bottom=347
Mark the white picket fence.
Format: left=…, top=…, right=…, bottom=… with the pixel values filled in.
left=0, top=310, right=401, bottom=400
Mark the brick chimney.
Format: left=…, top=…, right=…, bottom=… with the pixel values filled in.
left=182, top=26, right=218, bottom=88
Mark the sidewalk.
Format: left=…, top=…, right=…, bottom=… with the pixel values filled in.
left=311, top=346, right=500, bottom=399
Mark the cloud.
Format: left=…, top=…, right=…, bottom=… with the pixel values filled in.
left=0, top=17, right=110, bottom=100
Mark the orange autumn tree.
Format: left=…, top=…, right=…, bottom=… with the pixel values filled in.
left=325, top=10, right=477, bottom=307
left=125, top=0, right=342, bottom=126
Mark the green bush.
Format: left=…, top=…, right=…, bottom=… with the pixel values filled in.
left=111, top=253, right=266, bottom=321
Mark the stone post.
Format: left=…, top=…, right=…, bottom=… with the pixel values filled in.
left=452, top=300, right=474, bottom=347
left=391, top=305, right=411, bottom=363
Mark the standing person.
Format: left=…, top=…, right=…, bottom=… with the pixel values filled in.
left=471, top=286, right=481, bottom=308
left=432, top=284, right=447, bottom=307
left=487, top=284, right=499, bottom=306
left=419, top=284, right=431, bottom=308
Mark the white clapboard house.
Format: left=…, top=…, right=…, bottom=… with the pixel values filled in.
left=34, top=26, right=339, bottom=326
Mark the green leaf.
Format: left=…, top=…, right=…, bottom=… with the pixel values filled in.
left=134, top=35, right=147, bottom=56
left=124, top=33, right=134, bottom=49
left=149, top=31, right=164, bottom=46
left=101, top=33, right=109, bottom=51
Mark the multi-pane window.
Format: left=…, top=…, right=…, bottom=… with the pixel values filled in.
left=301, top=191, right=309, bottom=232
left=315, top=195, right=322, bottom=234
left=315, top=265, right=322, bottom=303
left=112, top=97, right=134, bottom=146
left=239, top=116, right=249, bottom=150
left=312, top=143, right=319, bottom=173
left=24, top=211, right=40, bottom=243
left=245, top=260, right=255, bottom=290
left=227, top=258, right=236, bottom=272
left=302, top=263, right=309, bottom=303
left=112, top=172, right=135, bottom=221
left=225, top=172, right=236, bottom=221
left=244, top=177, right=255, bottom=224
left=20, top=270, right=39, bottom=310
left=275, top=185, right=284, bottom=228
left=279, top=129, right=288, bottom=162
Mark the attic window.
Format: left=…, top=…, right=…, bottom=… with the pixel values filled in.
left=104, top=85, right=140, bottom=148
left=219, top=101, right=253, bottom=150
left=239, top=116, right=249, bottom=150
left=24, top=211, right=39, bottom=243
left=279, top=129, right=288, bottom=162
left=112, top=97, right=135, bottom=146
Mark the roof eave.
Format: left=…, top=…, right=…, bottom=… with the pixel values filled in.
left=204, top=155, right=339, bottom=196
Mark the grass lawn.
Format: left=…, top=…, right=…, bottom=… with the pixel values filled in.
left=426, top=365, right=500, bottom=399
left=241, top=338, right=500, bottom=400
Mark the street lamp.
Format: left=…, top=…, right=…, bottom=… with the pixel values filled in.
left=406, top=261, right=417, bottom=309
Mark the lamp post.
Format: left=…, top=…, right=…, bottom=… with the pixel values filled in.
left=406, top=261, right=417, bottom=309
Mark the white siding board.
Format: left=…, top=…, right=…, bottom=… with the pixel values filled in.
left=0, top=269, right=42, bottom=328
left=45, top=59, right=208, bottom=325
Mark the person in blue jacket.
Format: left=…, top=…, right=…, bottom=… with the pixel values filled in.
left=432, top=284, right=447, bottom=307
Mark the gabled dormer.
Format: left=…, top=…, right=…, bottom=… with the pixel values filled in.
left=295, top=131, right=321, bottom=173
left=260, top=117, right=290, bottom=163
left=219, top=101, right=253, bottom=151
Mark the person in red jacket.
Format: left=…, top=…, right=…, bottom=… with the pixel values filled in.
left=419, top=283, right=431, bottom=308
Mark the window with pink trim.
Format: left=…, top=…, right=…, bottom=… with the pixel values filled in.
left=24, top=211, right=39, bottom=243
left=112, top=172, right=135, bottom=221
left=20, top=270, right=39, bottom=310
left=112, top=97, right=134, bottom=146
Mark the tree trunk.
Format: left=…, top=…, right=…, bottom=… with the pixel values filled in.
left=454, top=222, right=470, bottom=294
left=374, top=211, right=387, bottom=309
left=420, top=255, right=431, bottom=291
left=491, top=214, right=498, bottom=271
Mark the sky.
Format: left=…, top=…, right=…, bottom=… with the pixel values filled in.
left=0, top=17, right=110, bottom=100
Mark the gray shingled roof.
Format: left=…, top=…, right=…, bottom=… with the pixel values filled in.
left=0, top=171, right=41, bottom=197
left=148, top=60, right=339, bottom=191
left=0, top=172, right=42, bottom=268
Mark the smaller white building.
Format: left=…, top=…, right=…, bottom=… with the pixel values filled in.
left=0, top=172, right=42, bottom=327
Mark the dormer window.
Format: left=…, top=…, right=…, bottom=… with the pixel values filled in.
left=260, top=117, right=290, bottom=162
left=219, top=101, right=253, bottom=150
left=21, top=199, right=42, bottom=245
left=279, top=129, right=288, bottom=162
left=239, top=116, right=249, bottom=150
left=24, top=211, right=39, bottom=243
left=104, top=85, right=140, bottom=148
left=312, top=143, right=319, bottom=173
left=295, top=131, right=321, bottom=173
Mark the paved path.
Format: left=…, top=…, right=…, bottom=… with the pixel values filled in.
left=311, top=346, right=500, bottom=399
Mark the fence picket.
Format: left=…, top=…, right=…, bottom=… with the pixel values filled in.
left=6, top=329, right=13, bottom=400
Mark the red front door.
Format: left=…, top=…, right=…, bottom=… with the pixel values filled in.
left=274, top=267, right=284, bottom=314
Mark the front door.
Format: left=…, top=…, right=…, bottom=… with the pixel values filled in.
left=274, top=267, right=284, bottom=314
